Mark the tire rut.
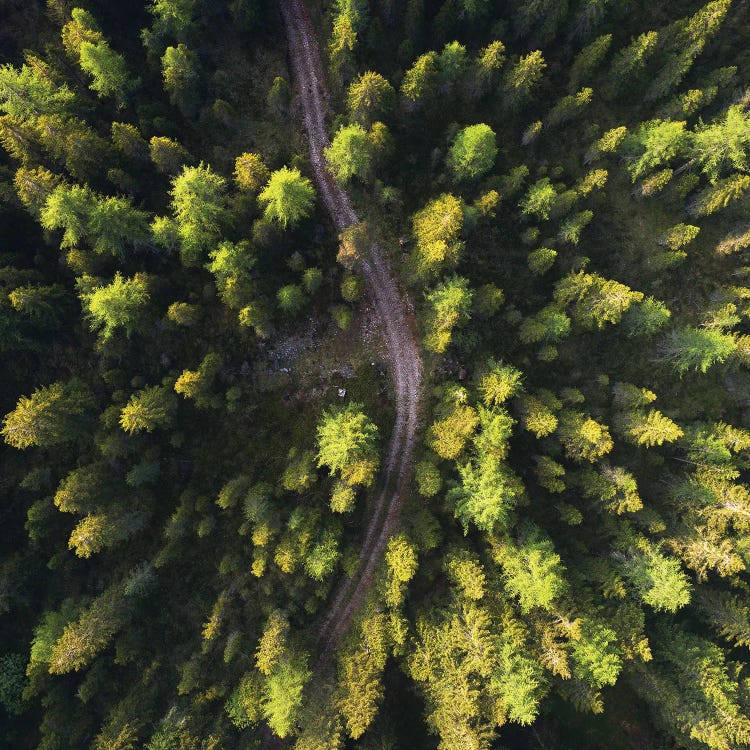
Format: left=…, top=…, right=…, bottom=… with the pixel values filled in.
left=279, top=0, right=424, bottom=669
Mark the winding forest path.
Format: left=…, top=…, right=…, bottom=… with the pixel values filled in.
left=280, top=0, right=423, bottom=668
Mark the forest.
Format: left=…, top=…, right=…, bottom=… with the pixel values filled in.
left=3, top=0, right=750, bottom=748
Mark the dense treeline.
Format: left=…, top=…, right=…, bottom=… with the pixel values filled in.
left=3, top=0, right=750, bottom=749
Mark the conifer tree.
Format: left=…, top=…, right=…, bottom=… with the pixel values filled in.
left=410, top=193, right=464, bottom=280
left=2, top=380, right=93, bottom=449
left=170, top=163, right=227, bottom=265
left=258, top=167, right=315, bottom=229
left=447, top=124, right=497, bottom=181
left=82, top=273, right=150, bottom=341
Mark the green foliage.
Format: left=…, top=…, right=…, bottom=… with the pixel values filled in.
left=519, top=178, right=557, bottom=220
left=447, top=124, right=497, bottom=181
left=624, top=409, right=683, bottom=447
left=161, top=44, right=199, bottom=113
left=557, top=410, right=613, bottom=462
left=687, top=174, right=750, bottom=217
left=4, top=2, right=750, bottom=748
left=660, top=223, right=699, bottom=250
left=2, top=379, right=93, bottom=449
left=234, top=152, right=269, bottom=193
left=528, top=247, right=557, bottom=275
left=428, top=400, right=478, bottom=460
left=415, top=460, right=441, bottom=497
left=226, top=672, right=263, bottom=729
left=623, top=545, right=692, bottom=612
left=325, top=124, right=373, bottom=183
left=82, top=273, right=150, bottom=341
left=503, top=50, right=546, bottom=109
left=277, top=284, right=306, bottom=316
left=571, top=621, right=622, bottom=689
left=658, top=327, right=737, bottom=374
left=623, top=296, right=671, bottom=337
left=422, top=275, right=472, bottom=353
left=262, top=652, right=311, bottom=739
left=170, top=164, right=227, bottom=265
left=119, top=385, right=177, bottom=434
left=0, top=62, right=73, bottom=121
left=150, top=136, right=192, bottom=174
left=41, top=184, right=151, bottom=257
left=631, top=625, right=750, bottom=750
left=622, top=119, right=688, bottom=182
left=48, top=586, right=125, bottom=674
left=478, top=360, right=523, bottom=408
left=569, top=34, right=612, bottom=91
left=78, top=41, right=131, bottom=102
left=347, top=71, right=395, bottom=126
left=174, top=352, right=222, bottom=408
left=449, top=457, right=524, bottom=533
left=608, top=31, right=658, bottom=90
left=411, top=193, right=464, bottom=280
left=691, top=105, right=750, bottom=183
left=554, top=271, right=644, bottom=329
left=145, top=0, right=195, bottom=42
left=545, top=87, right=593, bottom=129
left=0, top=653, right=26, bottom=714
left=317, top=403, right=379, bottom=487
left=259, top=167, right=315, bottom=228
left=497, top=529, right=566, bottom=612
left=401, top=52, right=438, bottom=105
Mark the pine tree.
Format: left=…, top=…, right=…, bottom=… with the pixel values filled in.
left=478, top=360, right=523, bottom=408
left=262, top=651, right=311, bottom=739
left=422, top=276, right=473, bottom=353
left=495, top=528, right=566, bottom=612
left=2, top=379, right=93, bottom=449
left=695, top=588, right=750, bottom=647
left=48, top=586, right=126, bottom=674
left=621, top=119, right=688, bottom=182
left=400, top=52, right=439, bottom=107
left=234, top=152, right=269, bottom=193
left=502, top=50, right=546, bottom=110
left=690, top=105, right=750, bottom=183
left=557, top=410, right=613, bottom=462
left=519, top=178, right=558, bottom=220
left=623, top=409, right=683, bottom=446
left=0, top=62, right=73, bottom=121
left=78, top=41, right=132, bottom=102
left=622, top=544, right=692, bottom=612
left=170, top=163, right=227, bottom=265
left=657, top=327, right=737, bottom=374
left=316, top=403, right=379, bottom=487
left=449, top=456, right=524, bottom=533
left=258, top=167, right=315, bottom=229
left=325, top=124, right=373, bottom=183
left=568, top=34, right=612, bottom=92
left=161, top=44, right=200, bottom=115
left=119, top=386, right=176, bottom=434
left=447, top=124, right=497, bottom=181
left=410, top=193, right=464, bottom=280
left=471, top=40, right=505, bottom=99
left=687, top=174, right=750, bottom=217
left=82, top=273, right=150, bottom=341
left=347, top=71, right=395, bottom=126
left=554, top=271, right=643, bottom=329
left=150, top=135, right=192, bottom=174
left=174, top=352, right=222, bottom=408
left=61, top=8, right=104, bottom=57
left=144, top=0, right=195, bottom=44
left=256, top=611, right=289, bottom=676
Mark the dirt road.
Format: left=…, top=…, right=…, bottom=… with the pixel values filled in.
left=280, top=0, right=423, bottom=665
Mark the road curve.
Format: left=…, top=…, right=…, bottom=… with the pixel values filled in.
left=279, top=0, right=423, bottom=666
